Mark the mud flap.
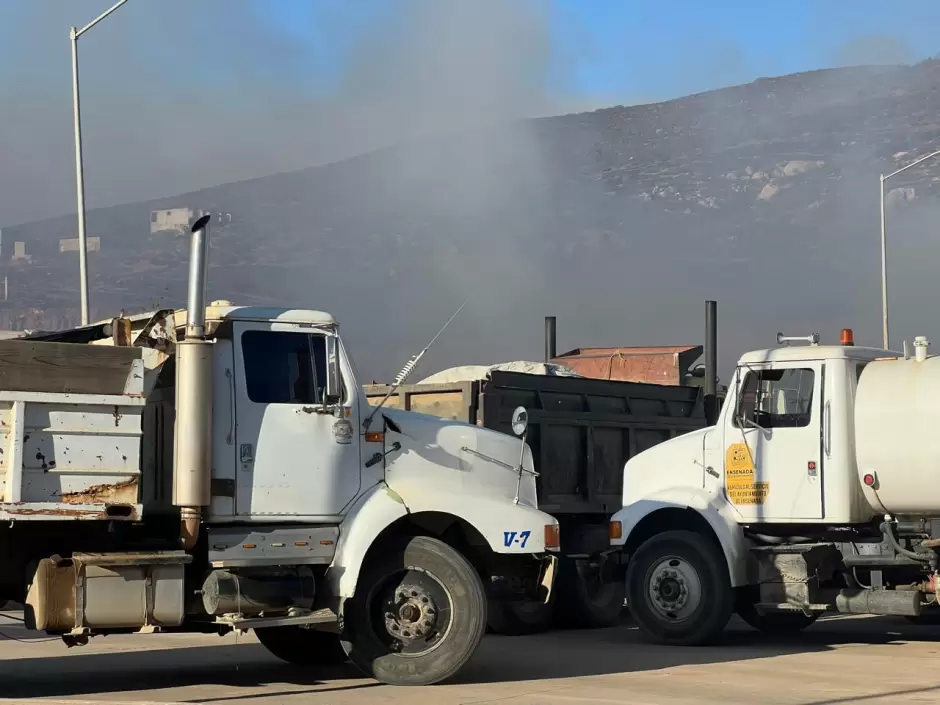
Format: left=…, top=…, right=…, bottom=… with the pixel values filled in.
left=537, top=554, right=558, bottom=604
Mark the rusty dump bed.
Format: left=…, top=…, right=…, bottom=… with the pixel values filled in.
left=365, top=370, right=706, bottom=516
left=0, top=313, right=174, bottom=522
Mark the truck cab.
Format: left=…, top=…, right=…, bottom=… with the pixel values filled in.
left=180, top=300, right=558, bottom=560
left=608, top=332, right=927, bottom=646
left=619, top=339, right=884, bottom=526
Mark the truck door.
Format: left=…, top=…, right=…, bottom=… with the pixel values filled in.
left=233, top=321, right=361, bottom=518
left=723, top=361, right=824, bottom=521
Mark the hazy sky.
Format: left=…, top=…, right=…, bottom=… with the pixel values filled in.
left=0, top=0, right=937, bottom=226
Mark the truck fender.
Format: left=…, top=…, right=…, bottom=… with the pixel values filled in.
left=328, top=483, right=409, bottom=598
left=402, top=491, right=556, bottom=555
left=328, top=484, right=557, bottom=599
left=610, top=488, right=749, bottom=587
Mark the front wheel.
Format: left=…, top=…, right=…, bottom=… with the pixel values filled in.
left=626, top=530, right=733, bottom=646
left=255, top=626, right=347, bottom=666
left=341, top=535, right=487, bottom=686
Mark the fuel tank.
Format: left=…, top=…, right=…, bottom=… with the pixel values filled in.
left=855, top=353, right=940, bottom=515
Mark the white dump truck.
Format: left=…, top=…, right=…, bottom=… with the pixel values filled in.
left=610, top=328, right=940, bottom=645
left=0, top=216, right=559, bottom=686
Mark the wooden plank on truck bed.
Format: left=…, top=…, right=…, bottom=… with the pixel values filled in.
left=0, top=340, right=142, bottom=395
left=363, top=382, right=478, bottom=423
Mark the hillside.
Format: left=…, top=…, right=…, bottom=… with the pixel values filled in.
left=4, top=61, right=940, bottom=379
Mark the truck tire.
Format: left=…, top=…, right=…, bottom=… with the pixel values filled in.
left=626, top=530, right=733, bottom=646
left=553, top=556, right=625, bottom=629
left=487, top=598, right=554, bottom=635
left=340, top=535, right=486, bottom=686
left=737, top=602, right=818, bottom=633
left=255, top=626, right=348, bottom=666
left=904, top=611, right=940, bottom=625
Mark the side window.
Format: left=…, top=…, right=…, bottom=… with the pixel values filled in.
left=241, top=330, right=328, bottom=404
left=734, top=367, right=815, bottom=428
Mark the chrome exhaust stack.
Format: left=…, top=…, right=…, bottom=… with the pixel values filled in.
left=185, top=215, right=210, bottom=339
left=173, top=214, right=213, bottom=549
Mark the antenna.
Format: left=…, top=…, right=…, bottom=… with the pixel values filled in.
left=364, top=298, right=470, bottom=429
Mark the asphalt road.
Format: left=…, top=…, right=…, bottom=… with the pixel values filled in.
left=1, top=609, right=940, bottom=704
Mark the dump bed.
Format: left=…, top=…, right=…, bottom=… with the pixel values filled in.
left=0, top=339, right=152, bottom=521
left=364, top=370, right=706, bottom=516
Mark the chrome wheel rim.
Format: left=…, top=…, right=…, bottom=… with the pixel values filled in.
left=371, top=568, right=453, bottom=656
left=646, top=556, right=702, bottom=623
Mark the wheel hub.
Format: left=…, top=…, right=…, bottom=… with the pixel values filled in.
left=647, top=557, right=702, bottom=623
left=384, top=584, right=439, bottom=641
left=657, top=576, right=682, bottom=601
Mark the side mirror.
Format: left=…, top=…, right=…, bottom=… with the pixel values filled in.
left=325, top=335, right=342, bottom=405
left=733, top=371, right=750, bottom=428
left=511, top=406, right=529, bottom=437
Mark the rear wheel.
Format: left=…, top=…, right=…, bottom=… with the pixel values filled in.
left=255, top=626, right=347, bottom=666
left=487, top=598, right=554, bottom=635
left=341, top=535, right=486, bottom=686
left=553, top=556, right=625, bottom=629
left=736, top=596, right=818, bottom=633
left=904, top=611, right=940, bottom=625
left=626, top=530, right=733, bottom=645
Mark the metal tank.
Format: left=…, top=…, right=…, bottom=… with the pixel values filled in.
left=855, top=340, right=940, bottom=515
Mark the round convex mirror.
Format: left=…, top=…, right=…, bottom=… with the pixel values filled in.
left=511, top=406, right=528, bottom=437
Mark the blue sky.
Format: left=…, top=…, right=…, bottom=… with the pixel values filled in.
left=0, top=0, right=937, bottom=224
left=245, top=0, right=940, bottom=106
left=548, top=0, right=939, bottom=102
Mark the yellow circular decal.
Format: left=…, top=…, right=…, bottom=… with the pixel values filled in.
left=724, top=442, right=768, bottom=505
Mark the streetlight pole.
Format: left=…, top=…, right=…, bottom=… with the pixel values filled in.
left=879, top=147, right=940, bottom=350
left=70, top=0, right=129, bottom=326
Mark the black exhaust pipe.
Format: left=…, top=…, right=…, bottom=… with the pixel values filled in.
left=704, top=300, right=718, bottom=424
left=545, top=316, right=557, bottom=363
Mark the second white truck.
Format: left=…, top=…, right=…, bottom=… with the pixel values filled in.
left=610, top=329, right=940, bottom=644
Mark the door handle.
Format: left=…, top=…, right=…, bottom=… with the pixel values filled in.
left=366, top=442, right=401, bottom=468
left=300, top=404, right=343, bottom=416
left=823, top=400, right=831, bottom=457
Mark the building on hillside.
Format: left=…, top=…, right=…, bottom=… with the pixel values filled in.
left=11, top=241, right=30, bottom=263
left=552, top=345, right=704, bottom=386
left=59, top=237, right=101, bottom=253
left=150, top=207, right=194, bottom=235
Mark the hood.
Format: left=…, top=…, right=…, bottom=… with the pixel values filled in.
left=623, top=426, right=709, bottom=505
left=378, top=407, right=538, bottom=509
